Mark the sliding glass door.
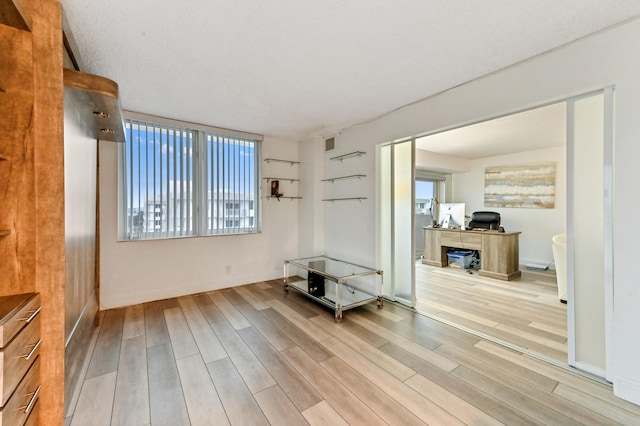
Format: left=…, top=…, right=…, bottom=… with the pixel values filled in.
left=378, top=139, right=415, bottom=306
left=376, top=89, right=613, bottom=380
left=567, top=88, right=613, bottom=379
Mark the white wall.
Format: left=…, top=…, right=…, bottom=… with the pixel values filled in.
left=320, top=137, right=377, bottom=267
left=313, top=18, right=640, bottom=404
left=297, top=136, right=325, bottom=256
left=450, top=146, right=566, bottom=267
left=99, top=136, right=300, bottom=309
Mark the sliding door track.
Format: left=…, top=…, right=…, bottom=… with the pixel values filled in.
left=387, top=300, right=611, bottom=386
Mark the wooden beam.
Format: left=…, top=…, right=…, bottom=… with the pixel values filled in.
left=64, top=68, right=126, bottom=142
left=29, top=0, right=66, bottom=423
left=0, top=0, right=32, bottom=31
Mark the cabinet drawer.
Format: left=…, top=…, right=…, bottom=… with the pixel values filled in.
left=440, top=232, right=461, bottom=247
left=0, top=357, right=40, bottom=426
left=0, top=293, right=40, bottom=348
left=460, top=233, right=482, bottom=250
left=0, top=315, right=40, bottom=406
left=23, top=399, right=39, bottom=426
left=440, top=231, right=483, bottom=250
left=24, top=398, right=40, bottom=426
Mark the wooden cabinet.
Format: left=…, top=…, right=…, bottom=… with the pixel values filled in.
left=423, top=227, right=443, bottom=266
left=423, top=228, right=521, bottom=281
left=0, top=293, right=41, bottom=426
left=1, top=0, right=66, bottom=422
left=480, top=232, right=521, bottom=281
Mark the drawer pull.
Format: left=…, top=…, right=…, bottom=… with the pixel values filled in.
left=19, top=306, right=42, bottom=323
left=18, top=385, right=41, bottom=414
left=20, top=339, right=42, bottom=360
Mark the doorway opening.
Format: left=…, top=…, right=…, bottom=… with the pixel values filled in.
left=379, top=89, right=613, bottom=379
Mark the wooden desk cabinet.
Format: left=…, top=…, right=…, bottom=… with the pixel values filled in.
left=423, top=228, right=521, bottom=281
left=0, top=293, right=41, bottom=426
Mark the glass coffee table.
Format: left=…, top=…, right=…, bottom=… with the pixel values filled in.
left=284, top=255, right=383, bottom=321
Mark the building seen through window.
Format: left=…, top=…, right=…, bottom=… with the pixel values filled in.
left=122, top=116, right=261, bottom=240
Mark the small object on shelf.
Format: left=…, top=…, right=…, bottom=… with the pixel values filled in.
left=322, top=197, right=367, bottom=202
left=264, top=158, right=300, bottom=166
left=329, top=151, right=365, bottom=162
left=266, top=196, right=302, bottom=200
left=270, top=180, right=281, bottom=199
left=322, top=174, right=366, bottom=183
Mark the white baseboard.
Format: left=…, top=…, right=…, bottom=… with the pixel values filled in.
left=613, top=376, right=640, bottom=406
left=100, top=270, right=283, bottom=309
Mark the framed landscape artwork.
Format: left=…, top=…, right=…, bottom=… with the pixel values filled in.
left=484, top=162, right=557, bottom=208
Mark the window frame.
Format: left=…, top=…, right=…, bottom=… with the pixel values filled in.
left=119, top=111, right=263, bottom=241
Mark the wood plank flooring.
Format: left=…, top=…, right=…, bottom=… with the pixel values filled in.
left=66, top=279, right=640, bottom=425
left=416, top=263, right=568, bottom=362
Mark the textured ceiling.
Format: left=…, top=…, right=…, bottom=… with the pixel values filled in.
left=416, top=102, right=567, bottom=160
left=60, top=0, right=640, bottom=141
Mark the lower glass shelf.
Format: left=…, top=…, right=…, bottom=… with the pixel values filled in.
left=285, top=278, right=380, bottom=319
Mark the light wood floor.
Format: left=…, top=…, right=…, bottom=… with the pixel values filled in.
left=65, top=279, right=640, bottom=425
left=415, top=263, right=568, bottom=363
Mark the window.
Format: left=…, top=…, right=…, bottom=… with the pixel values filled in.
left=122, top=113, right=262, bottom=240
left=224, top=202, right=240, bottom=215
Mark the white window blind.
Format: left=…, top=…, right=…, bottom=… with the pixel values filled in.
left=122, top=114, right=261, bottom=240
left=204, top=134, right=258, bottom=235
left=415, top=169, right=447, bottom=181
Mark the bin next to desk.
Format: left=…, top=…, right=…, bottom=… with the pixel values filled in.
left=447, top=251, right=473, bottom=269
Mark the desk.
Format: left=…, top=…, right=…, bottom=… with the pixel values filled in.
left=422, top=227, right=521, bottom=281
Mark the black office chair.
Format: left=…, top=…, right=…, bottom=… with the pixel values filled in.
left=467, top=211, right=501, bottom=230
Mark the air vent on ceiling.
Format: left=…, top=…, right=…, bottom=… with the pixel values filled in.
left=325, top=137, right=335, bottom=151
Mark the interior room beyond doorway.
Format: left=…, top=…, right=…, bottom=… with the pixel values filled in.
left=413, top=101, right=569, bottom=364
